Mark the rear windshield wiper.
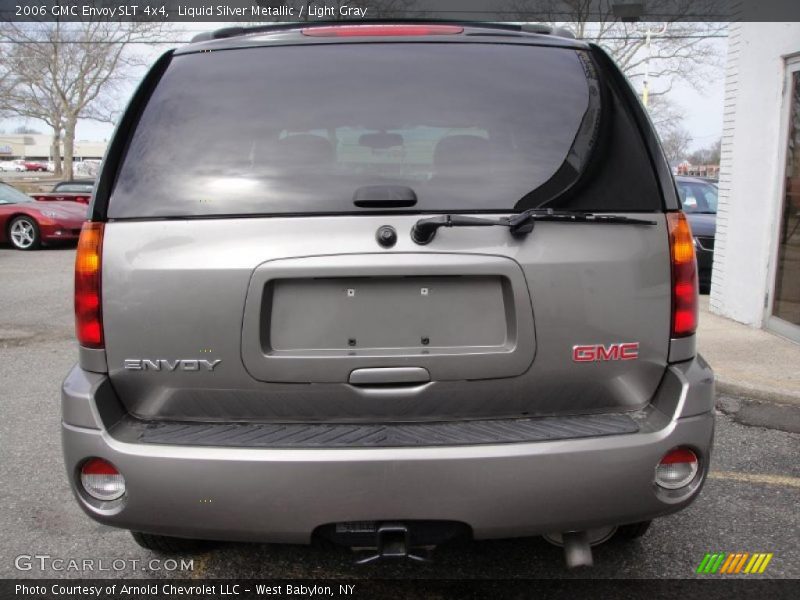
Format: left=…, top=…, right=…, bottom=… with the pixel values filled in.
left=411, top=209, right=657, bottom=245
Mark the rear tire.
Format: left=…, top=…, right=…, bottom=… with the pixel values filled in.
left=615, top=521, right=652, bottom=540
left=130, top=531, right=215, bottom=554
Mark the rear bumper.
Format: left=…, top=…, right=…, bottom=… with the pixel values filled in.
left=61, top=357, right=715, bottom=544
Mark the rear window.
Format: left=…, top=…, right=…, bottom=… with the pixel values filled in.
left=109, top=42, right=659, bottom=218
left=677, top=180, right=718, bottom=213
left=0, top=183, right=32, bottom=204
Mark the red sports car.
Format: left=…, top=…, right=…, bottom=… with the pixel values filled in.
left=31, top=179, right=94, bottom=205
left=0, top=181, right=87, bottom=250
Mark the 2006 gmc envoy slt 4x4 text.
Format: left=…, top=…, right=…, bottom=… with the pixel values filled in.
left=61, top=22, right=714, bottom=568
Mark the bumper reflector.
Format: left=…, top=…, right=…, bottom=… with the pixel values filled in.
left=80, top=458, right=125, bottom=501
left=655, top=447, right=699, bottom=489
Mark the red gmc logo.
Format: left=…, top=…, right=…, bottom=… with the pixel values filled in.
left=572, top=343, right=640, bottom=362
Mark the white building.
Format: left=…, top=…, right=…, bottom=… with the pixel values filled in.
left=711, top=22, right=800, bottom=343
left=0, top=133, right=106, bottom=162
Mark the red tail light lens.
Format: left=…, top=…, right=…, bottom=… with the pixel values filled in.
left=302, top=24, right=464, bottom=37
left=667, top=212, right=698, bottom=338
left=75, top=222, right=104, bottom=348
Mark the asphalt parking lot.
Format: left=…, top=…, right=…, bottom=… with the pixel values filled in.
left=0, top=245, right=798, bottom=580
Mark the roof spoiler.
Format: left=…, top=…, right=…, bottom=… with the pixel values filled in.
left=190, top=20, right=576, bottom=43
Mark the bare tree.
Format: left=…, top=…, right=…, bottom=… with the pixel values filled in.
left=0, top=21, right=163, bottom=179
left=631, top=93, right=693, bottom=164
left=507, top=0, right=726, bottom=96
left=659, top=126, right=693, bottom=164
left=688, top=138, right=722, bottom=165
left=645, top=95, right=683, bottom=132
left=0, top=29, right=65, bottom=174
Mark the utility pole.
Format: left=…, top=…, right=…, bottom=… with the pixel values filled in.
left=642, top=23, right=668, bottom=107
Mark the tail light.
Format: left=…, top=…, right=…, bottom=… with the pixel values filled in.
left=667, top=212, right=698, bottom=337
left=302, top=24, right=464, bottom=37
left=75, top=222, right=104, bottom=348
left=655, top=448, right=699, bottom=489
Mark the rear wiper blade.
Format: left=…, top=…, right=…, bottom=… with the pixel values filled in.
left=411, top=209, right=657, bottom=245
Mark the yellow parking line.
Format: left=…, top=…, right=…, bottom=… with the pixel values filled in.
left=708, top=471, right=800, bottom=488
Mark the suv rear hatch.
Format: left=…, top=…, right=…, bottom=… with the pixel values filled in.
left=93, top=31, right=680, bottom=423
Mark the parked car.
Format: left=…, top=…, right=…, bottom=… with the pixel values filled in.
left=675, top=176, right=717, bottom=293
left=61, top=22, right=713, bottom=568
left=73, top=160, right=101, bottom=177
left=0, top=161, right=25, bottom=172
left=0, top=181, right=87, bottom=250
left=31, top=179, right=95, bottom=205
left=19, top=160, right=48, bottom=172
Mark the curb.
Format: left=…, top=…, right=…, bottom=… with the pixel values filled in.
left=715, top=377, right=800, bottom=407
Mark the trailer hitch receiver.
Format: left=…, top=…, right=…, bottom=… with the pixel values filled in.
left=355, top=522, right=432, bottom=564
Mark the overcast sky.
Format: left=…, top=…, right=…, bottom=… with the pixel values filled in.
left=660, top=36, right=727, bottom=150
left=2, top=24, right=727, bottom=152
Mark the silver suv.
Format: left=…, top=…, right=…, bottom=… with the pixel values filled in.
left=62, top=22, right=713, bottom=568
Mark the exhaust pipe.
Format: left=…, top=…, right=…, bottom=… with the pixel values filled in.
left=543, top=526, right=615, bottom=568
left=561, top=531, right=593, bottom=569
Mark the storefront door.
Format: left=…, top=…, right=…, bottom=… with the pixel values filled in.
left=768, top=59, right=800, bottom=342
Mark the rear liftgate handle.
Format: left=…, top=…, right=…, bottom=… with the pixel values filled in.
left=348, top=367, right=430, bottom=386
left=348, top=367, right=432, bottom=397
